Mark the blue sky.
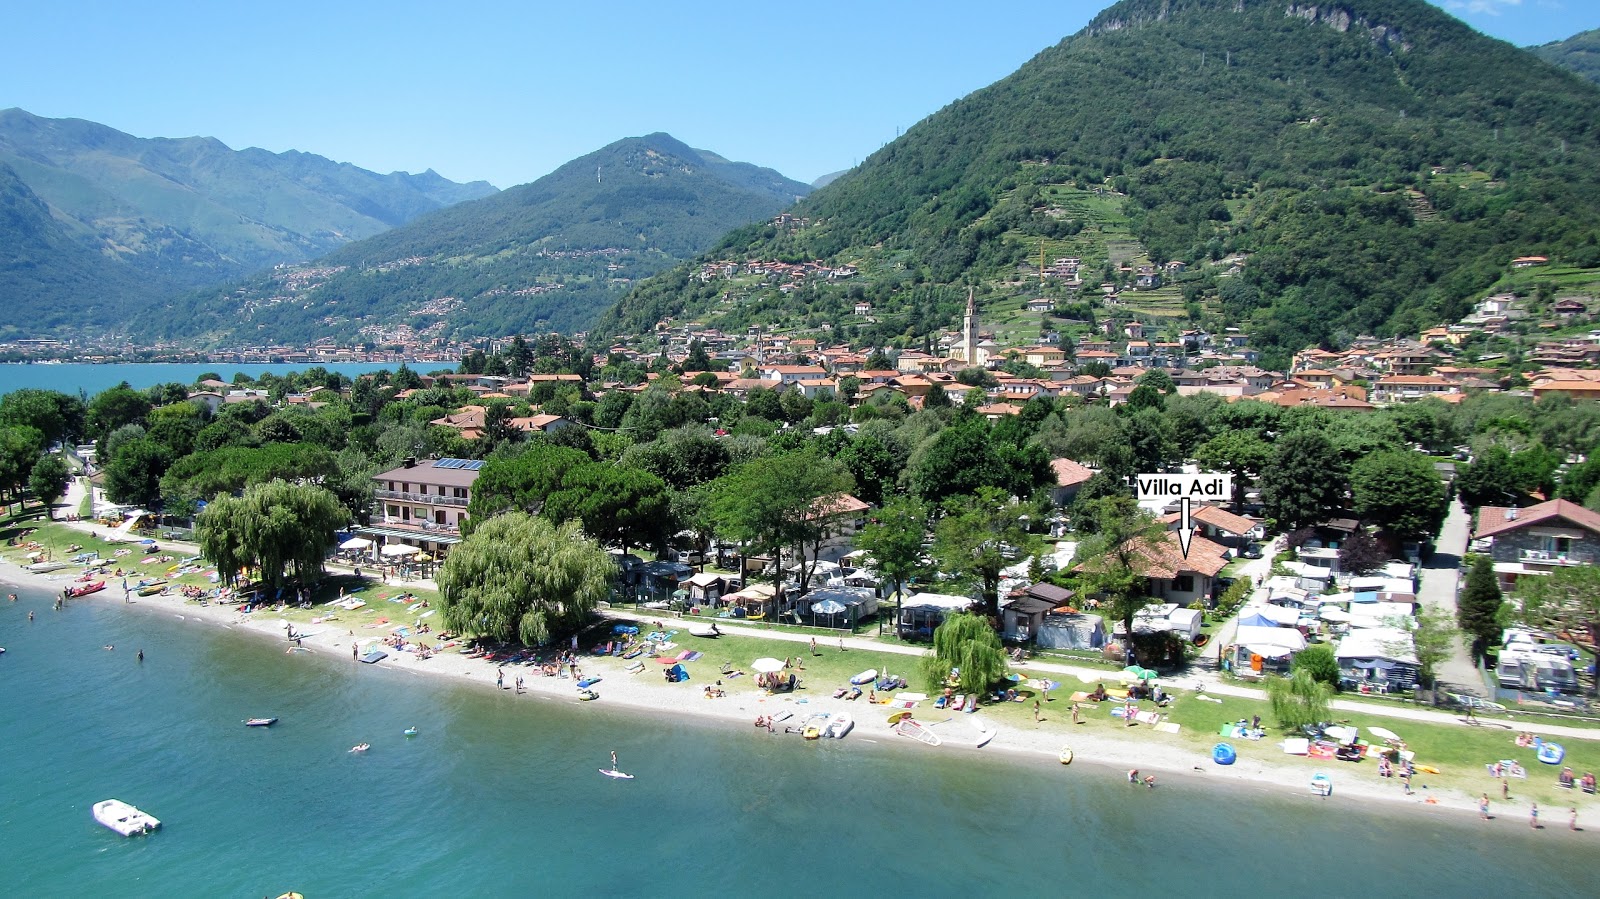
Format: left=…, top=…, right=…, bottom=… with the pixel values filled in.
left=3, top=1, right=1594, bottom=190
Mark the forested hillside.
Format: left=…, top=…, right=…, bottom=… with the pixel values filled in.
left=599, top=0, right=1600, bottom=362
left=1531, top=28, right=1600, bottom=85
left=0, top=108, right=496, bottom=337
left=135, top=134, right=810, bottom=345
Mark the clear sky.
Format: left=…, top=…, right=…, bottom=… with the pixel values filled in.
left=3, top=1, right=1594, bottom=190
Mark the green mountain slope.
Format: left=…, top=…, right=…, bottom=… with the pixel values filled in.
left=1530, top=29, right=1600, bottom=85
left=136, top=134, right=810, bottom=345
left=0, top=159, right=155, bottom=336
left=600, top=0, right=1600, bottom=363
left=0, top=108, right=497, bottom=336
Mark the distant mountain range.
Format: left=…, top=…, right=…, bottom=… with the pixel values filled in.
left=598, top=0, right=1600, bottom=365
left=1530, top=28, right=1600, bottom=85
left=0, top=107, right=496, bottom=338
left=135, top=133, right=810, bottom=345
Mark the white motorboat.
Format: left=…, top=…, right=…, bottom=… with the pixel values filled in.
left=93, top=799, right=160, bottom=836
left=824, top=713, right=853, bottom=739
left=686, top=622, right=722, bottom=638
left=28, top=561, right=72, bottom=573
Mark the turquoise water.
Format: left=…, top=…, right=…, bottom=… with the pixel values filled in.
left=2, top=580, right=1596, bottom=897
left=0, top=362, right=411, bottom=397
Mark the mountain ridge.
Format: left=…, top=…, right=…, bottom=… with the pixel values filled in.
left=133, top=134, right=810, bottom=345
left=597, top=0, right=1600, bottom=362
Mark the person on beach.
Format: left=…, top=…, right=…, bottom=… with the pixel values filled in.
left=497, top=669, right=504, bottom=688
left=838, top=638, right=845, bottom=652
left=1502, top=778, right=1510, bottom=800
left=1033, top=700, right=1041, bottom=723
left=1401, top=771, right=1412, bottom=795
left=353, top=644, right=358, bottom=661
left=810, top=637, right=818, bottom=656
left=1530, top=802, right=1539, bottom=829
left=1127, top=769, right=1139, bottom=784
left=1571, top=807, right=1579, bottom=831
left=1480, top=794, right=1490, bottom=820
left=1144, top=776, right=1156, bottom=789
left=1071, top=702, right=1080, bottom=724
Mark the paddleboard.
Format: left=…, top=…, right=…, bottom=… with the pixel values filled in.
left=599, top=769, right=634, bottom=780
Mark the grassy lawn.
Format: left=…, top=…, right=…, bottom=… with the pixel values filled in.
left=1162, top=691, right=1600, bottom=807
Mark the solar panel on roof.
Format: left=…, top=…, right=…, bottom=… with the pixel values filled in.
left=432, top=458, right=483, bottom=471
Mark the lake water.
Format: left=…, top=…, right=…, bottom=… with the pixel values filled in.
left=2, top=579, right=1596, bottom=897
left=0, top=362, right=418, bottom=397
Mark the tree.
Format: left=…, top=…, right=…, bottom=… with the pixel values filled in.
left=0, top=389, right=85, bottom=447
left=908, top=419, right=1006, bottom=505
left=1351, top=450, right=1448, bottom=543
left=709, top=450, right=854, bottom=595
left=855, top=496, right=929, bottom=614
left=103, top=437, right=174, bottom=509
left=922, top=611, right=1008, bottom=695
left=1194, top=431, right=1272, bottom=510
left=0, top=426, right=44, bottom=504
left=1456, top=447, right=1520, bottom=510
left=196, top=480, right=350, bottom=595
left=1458, top=555, right=1505, bottom=662
left=544, top=464, right=673, bottom=555
left=1260, top=431, right=1348, bottom=531
left=1517, top=565, right=1600, bottom=662
left=465, top=444, right=593, bottom=522
left=28, top=452, right=70, bottom=515
left=435, top=513, right=614, bottom=645
left=1411, top=603, right=1458, bottom=693
left=931, top=487, right=1040, bottom=619
left=86, top=384, right=152, bottom=442
left=1073, top=494, right=1169, bottom=647
left=1290, top=644, right=1341, bottom=686
left=1337, top=531, right=1387, bottom=575
left=1265, top=669, right=1332, bottom=731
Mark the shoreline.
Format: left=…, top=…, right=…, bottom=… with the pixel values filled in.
left=2, top=558, right=1589, bottom=836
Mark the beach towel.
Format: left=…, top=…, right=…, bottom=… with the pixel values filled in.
left=890, top=699, right=919, bottom=710
left=656, top=657, right=679, bottom=665
left=1135, top=710, right=1161, bottom=725
left=682, top=651, right=703, bottom=662
left=627, top=662, right=645, bottom=673
left=1218, top=723, right=1236, bottom=737
left=1155, top=722, right=1181, bottom=734
left=676, top=650, right=693, bottom=660
left=1069, top=691, right=1092, bottom=702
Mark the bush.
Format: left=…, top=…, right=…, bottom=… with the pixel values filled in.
left=1291, top=644, right=1341, bottom=687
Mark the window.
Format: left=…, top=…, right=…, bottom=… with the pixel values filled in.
left=1174, top=574, right=1195, bottom=593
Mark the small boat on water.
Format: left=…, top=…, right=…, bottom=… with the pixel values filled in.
left=350, top=743, right=370, bottom=753
left=894, top=718, right=942, bottom=747
left=404, top=727, right=419, bottom=736
left=66, top=581, right=105, bottom=598
left=93, top=798, right=160, bottom=836
left=245, top=717, right=278, bottom=727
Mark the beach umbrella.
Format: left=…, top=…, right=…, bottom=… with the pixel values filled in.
left=381, top=544, right=420, bottom=558
left=1368, top=726, right=1401, bottom=742
left=813, top=598, right=847, bottom=629
left=752, top=657, right=786, bottom=674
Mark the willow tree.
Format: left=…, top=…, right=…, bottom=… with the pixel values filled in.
left=923, top=611, right=1008, bottom=695
left=435, top=512, right=615, bottom=645
left=195, top=479, right=350, bottom=594
left=1265, top=669, right=1331, bottom=731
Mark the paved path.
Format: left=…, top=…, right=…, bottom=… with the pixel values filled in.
left=1419, top=500, right=1484, bottom=695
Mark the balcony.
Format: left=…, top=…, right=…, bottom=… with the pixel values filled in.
left=1520, top=549, right=1594, bottom=566
left=375, top=519, right=462, bottom=538
left=376, top=489, right=468, bottom=507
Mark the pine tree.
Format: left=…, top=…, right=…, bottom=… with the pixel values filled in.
left=1457, top=555, right=1504, bottom=662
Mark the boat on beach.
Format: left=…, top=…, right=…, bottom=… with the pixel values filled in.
left=894, top=718, right=942, bottom=747
left=66, top=580, right=105, bottom=598
left=824, top=713, right=854, bottom=739
left=27, top=561, right=71, bottom=573
left=93, top=798, right=160, bottom=836
left=137, top=581, right=168, bottom=596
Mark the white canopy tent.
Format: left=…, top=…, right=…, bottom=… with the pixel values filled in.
left=340, top=537, right=373, bottom=551
left=1234, top=624, right=1307, bottom=659
left=380, top=544, right=420, bottom=558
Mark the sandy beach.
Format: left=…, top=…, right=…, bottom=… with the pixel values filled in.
left=12, top=547, right=1588, bottom=835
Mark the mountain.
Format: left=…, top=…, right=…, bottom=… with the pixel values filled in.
left=0, top=108, right=496, bottom=336
left=811, top=170, right=850, bottom=190
left=135, top=133, right=810, bottom=345
left=599, top=0, right=1600, bottom=365
left=0, top=159, right=154, bottom=336
left=1530, top=29, right=1600, bottom=85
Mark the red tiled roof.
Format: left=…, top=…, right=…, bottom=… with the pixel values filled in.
left=1474, top=499, right=1600, bottom=539
left=1050, top=458, right=1096, bottom=488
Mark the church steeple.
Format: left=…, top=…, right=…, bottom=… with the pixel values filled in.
left=959, top=286, right=981, bottom=365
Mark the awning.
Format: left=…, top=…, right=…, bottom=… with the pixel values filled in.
left=381, top=544, right=420, bottom=557
left=340, top=538, right=373, bottom=551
